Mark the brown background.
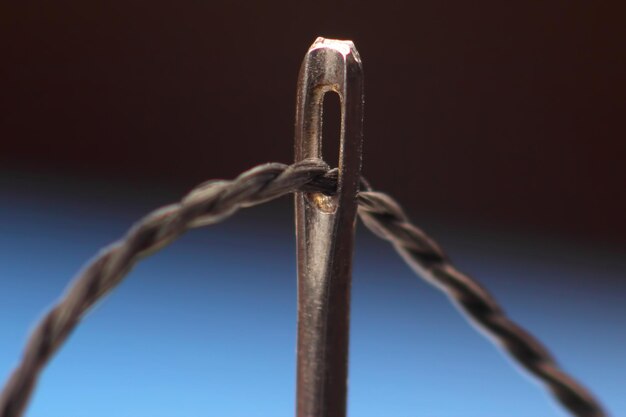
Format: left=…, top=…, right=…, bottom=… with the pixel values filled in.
left=1, top=0, right=624, bottom=242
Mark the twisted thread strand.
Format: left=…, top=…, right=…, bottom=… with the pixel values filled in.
left=357, top=191, right=606, bottom=417
left=0, top=160, right=605, bottom=417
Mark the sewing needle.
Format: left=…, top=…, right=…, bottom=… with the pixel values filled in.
left=294, top=37, right=364, bottom=417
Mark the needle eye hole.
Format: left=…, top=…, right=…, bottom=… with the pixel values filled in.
left=321, top=91, right=341, bottom=170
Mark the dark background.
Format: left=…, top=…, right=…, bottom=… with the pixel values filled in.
left=2, top=0, right=625, bottom=242
left=1, top=1, right=625, bottom=416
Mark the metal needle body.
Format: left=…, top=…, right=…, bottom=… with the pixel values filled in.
left=294, top=38, right=364, bottom=417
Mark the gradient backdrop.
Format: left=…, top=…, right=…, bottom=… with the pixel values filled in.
left=1, top=1, right=624, bottom=416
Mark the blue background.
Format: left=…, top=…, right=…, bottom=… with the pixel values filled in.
left=1, top=173, right=624, bottom=417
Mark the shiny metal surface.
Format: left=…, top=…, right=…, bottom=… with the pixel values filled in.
left=294, top=38, right=364, bottom=417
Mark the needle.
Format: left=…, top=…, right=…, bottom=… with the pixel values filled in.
left=294, top=37, right=364, bottom=417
